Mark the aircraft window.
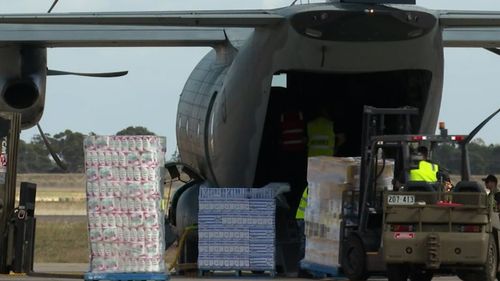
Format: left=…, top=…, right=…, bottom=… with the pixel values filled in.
left=186, top=119, right=189, bottom=133
left=178, top=117, right=182, bottom=129
left=197, top=122, right=200, bottom=136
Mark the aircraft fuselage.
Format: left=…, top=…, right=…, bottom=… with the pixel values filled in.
left=176, top=3, right=444, bottom=194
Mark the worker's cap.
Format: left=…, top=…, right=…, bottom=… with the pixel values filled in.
left=482, top=174, right=498, bottom=183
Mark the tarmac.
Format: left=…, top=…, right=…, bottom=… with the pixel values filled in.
left=0, top=264, right=463, bottom=281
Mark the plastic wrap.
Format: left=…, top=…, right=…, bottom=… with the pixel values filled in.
left=304, top=156, right=393, bottom=267
left=84, top=135, right=166, bottom=273
left=198, top=186, right=276, bottom=271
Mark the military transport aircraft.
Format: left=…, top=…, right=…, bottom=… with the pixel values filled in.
left=1, top=0, right=500, bottom=275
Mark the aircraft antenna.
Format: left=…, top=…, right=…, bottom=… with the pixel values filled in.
left=47, top=0, right=59, bottom=13
left=290, top=0, right=299, bottom=6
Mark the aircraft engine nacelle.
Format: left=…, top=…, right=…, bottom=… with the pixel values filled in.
left=0, top=47, right=46, bottom=129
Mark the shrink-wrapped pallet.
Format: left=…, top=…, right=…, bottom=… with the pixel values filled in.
left=84, top=135, right=166, bottom=273
left=304, top=156, right=393, bottom=267
left=346, top=157, right=394, bottom=191
left=198, top=185, right=279, bottom=271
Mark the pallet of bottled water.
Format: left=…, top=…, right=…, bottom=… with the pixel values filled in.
left=198, top=185, right=278, bottom=274
left=83, top=135, right=168, bottom=279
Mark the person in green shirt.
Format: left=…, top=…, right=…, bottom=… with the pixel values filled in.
left=483, top=174, right=499, bottom=210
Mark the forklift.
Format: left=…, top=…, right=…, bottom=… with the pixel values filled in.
left=339, top=106, right=500, bottom=281
left=382, top=107, right=500, bottom=281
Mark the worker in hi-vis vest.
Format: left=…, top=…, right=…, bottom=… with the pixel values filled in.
left=296, top=187, right=308, bottom=220
left=295, top=115, right=336, bottom=219
left=306, top=114, right=335, bottom=157
left=295, top=109, right=339, bottom=272
left=295, top=110, right=339, bottom=219
left=297, top=111, right=337, bottom=214
left=410, top=146, right=439, bottom=182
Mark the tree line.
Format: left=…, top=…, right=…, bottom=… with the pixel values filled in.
left=17, top=126, right=157, bottom=173
left=15, top=127, right=500, bottom=175
left=434, top=139, right=500, bottom=175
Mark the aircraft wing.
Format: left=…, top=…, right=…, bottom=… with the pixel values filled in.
left=0, top=24, right=228, bottom=47
left=0, top=10, right=284, bottom=28
left=439, top=10, right=500, bottom=47
left=6, top=9, right=500, bottom=48
left=0, top=10, right=284, bottom=47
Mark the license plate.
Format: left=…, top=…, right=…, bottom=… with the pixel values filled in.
left=387, top=195, right=415, bottom=205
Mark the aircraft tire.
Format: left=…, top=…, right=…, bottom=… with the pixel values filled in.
left=386, top=264, right=409, bottom=281
left=341, top=235, right=368, bottom=281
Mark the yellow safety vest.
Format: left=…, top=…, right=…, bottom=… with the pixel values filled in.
left=295, top=187, right=308, bottom=219
left=410, top=161, right=438, bottom=182
left=307, top=117, right=335, bottom=157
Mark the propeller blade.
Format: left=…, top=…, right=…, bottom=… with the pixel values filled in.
left=485, top=48, right=500, bottom=56
left=47, top=69, right=128, bottom=78
left=36, top=123, right=68, bottom=171
left=47, top=0, right=59, bottom=13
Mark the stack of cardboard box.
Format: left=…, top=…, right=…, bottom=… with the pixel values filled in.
left=304, top=156, right=393, bottom=267
left=198, top=187, right=276, bottom=271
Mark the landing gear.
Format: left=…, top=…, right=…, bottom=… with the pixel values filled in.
left=341, top=235, right=368, bottom=281
left=164, top=162, right=204, bottom=275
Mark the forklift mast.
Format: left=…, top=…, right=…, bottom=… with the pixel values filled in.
left=358, top=106, right=419, bottom=233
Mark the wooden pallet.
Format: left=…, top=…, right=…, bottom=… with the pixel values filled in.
left=197, top=268, right=276, bottom=278
left=84, top=272, right=169, bottom=281
left=300, top=261, right=345, bottom=279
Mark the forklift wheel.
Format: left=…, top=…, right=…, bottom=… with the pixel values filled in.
left=457, top=235, right=497, bottom=281
left=409, top=269, right=433, bottom=281
left=341, top=235, right=368, bottom=281
left=456, top=272, right=472, bottom=281
left=476, top=234, right=497, bottom=281
left=386, top=264, right=409, bottom=281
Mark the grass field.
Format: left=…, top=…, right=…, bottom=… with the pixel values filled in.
left=23, top=173, right=179, bottom=263
left=34, top=217, right=89, bottom=263
left=34, top=217, right=178, bottom=264
left=15, top=173, right=182, bottom=216
left=17, top=173, right=85, bottom=189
